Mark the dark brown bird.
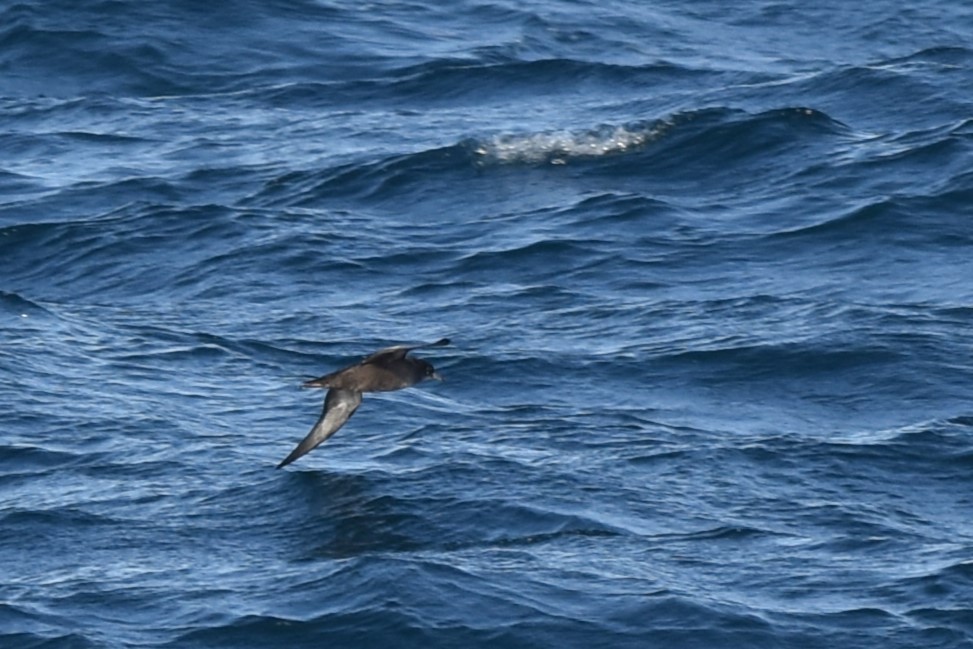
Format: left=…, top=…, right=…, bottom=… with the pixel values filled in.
left=277, top=338, right=449, bottom=468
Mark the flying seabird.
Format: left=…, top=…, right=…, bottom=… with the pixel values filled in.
left=277, top=338, right=449, bottom=468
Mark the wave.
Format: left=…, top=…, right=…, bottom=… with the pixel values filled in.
left=0, top=629, right=97, bottom=649
left=273, top=462, right=627, bottom=559
left=470, top=120, right=674, bottom=165
left=771, top=189, right=972, bottom=248
left=657, top=340, right=901, bottom=378
left=243, top=104, right=847, bottom=212
left=341, top=57, right=704, bottom=106
left=165, top=582, right=781, bottom=649
left=470, top=106, right=845, bottom=166
left=0, top=445, right=87, bottom=477
left=0, top=290, right=50, bottom=318
left=729, top=415, right=973, bottom=477
left=873, top=45, right=973, bottom=72
left=6, top=4, right=707, bottom=101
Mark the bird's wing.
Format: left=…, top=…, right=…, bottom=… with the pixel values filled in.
left=276, top=389, right=363, bottom=468
left=362, top=338, right=451, bottom=364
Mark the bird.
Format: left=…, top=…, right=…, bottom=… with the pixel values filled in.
left=276, top=338, right=450, bottom=468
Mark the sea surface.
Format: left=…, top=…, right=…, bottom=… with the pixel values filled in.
left=2, top=1, right=973, bottom=647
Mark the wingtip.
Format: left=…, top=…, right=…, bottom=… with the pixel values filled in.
left=276, top=449, right=302, bottom=469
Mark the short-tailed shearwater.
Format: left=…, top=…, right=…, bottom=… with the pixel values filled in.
left=276, top=338, right=449, bottom=468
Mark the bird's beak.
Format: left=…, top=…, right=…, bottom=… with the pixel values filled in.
left=431, top=371, right=444, bottom=382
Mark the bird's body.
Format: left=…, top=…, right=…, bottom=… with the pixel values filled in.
left=276, top=338, right=449, bottom=468
left=303, top=355, right=430, bottom=392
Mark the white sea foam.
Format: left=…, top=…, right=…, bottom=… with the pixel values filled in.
left=472, top=119, right=674, bottom=165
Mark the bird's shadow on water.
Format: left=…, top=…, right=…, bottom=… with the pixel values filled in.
left=276, top=467, right=432, bottom=560
left=271, top=457, right=627, bottom=565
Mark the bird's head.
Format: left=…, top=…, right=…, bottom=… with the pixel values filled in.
left=418, top=359, right=444, bottom=382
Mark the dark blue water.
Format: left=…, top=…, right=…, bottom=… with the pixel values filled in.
left=3, top=1, right=973, bottom=647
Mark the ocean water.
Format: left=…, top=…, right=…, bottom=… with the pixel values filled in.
left=2, top=0, right=973, bottom=647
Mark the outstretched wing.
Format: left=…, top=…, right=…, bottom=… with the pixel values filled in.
left=276, top=389, right=363, bottom=468
left=362, top=338, right=451, bottom=365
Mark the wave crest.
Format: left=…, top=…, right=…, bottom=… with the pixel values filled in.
left=470, top=119, right=676, bottom=165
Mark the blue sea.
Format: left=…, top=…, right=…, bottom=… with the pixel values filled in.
left=3, top=1, right=973, bottom=647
